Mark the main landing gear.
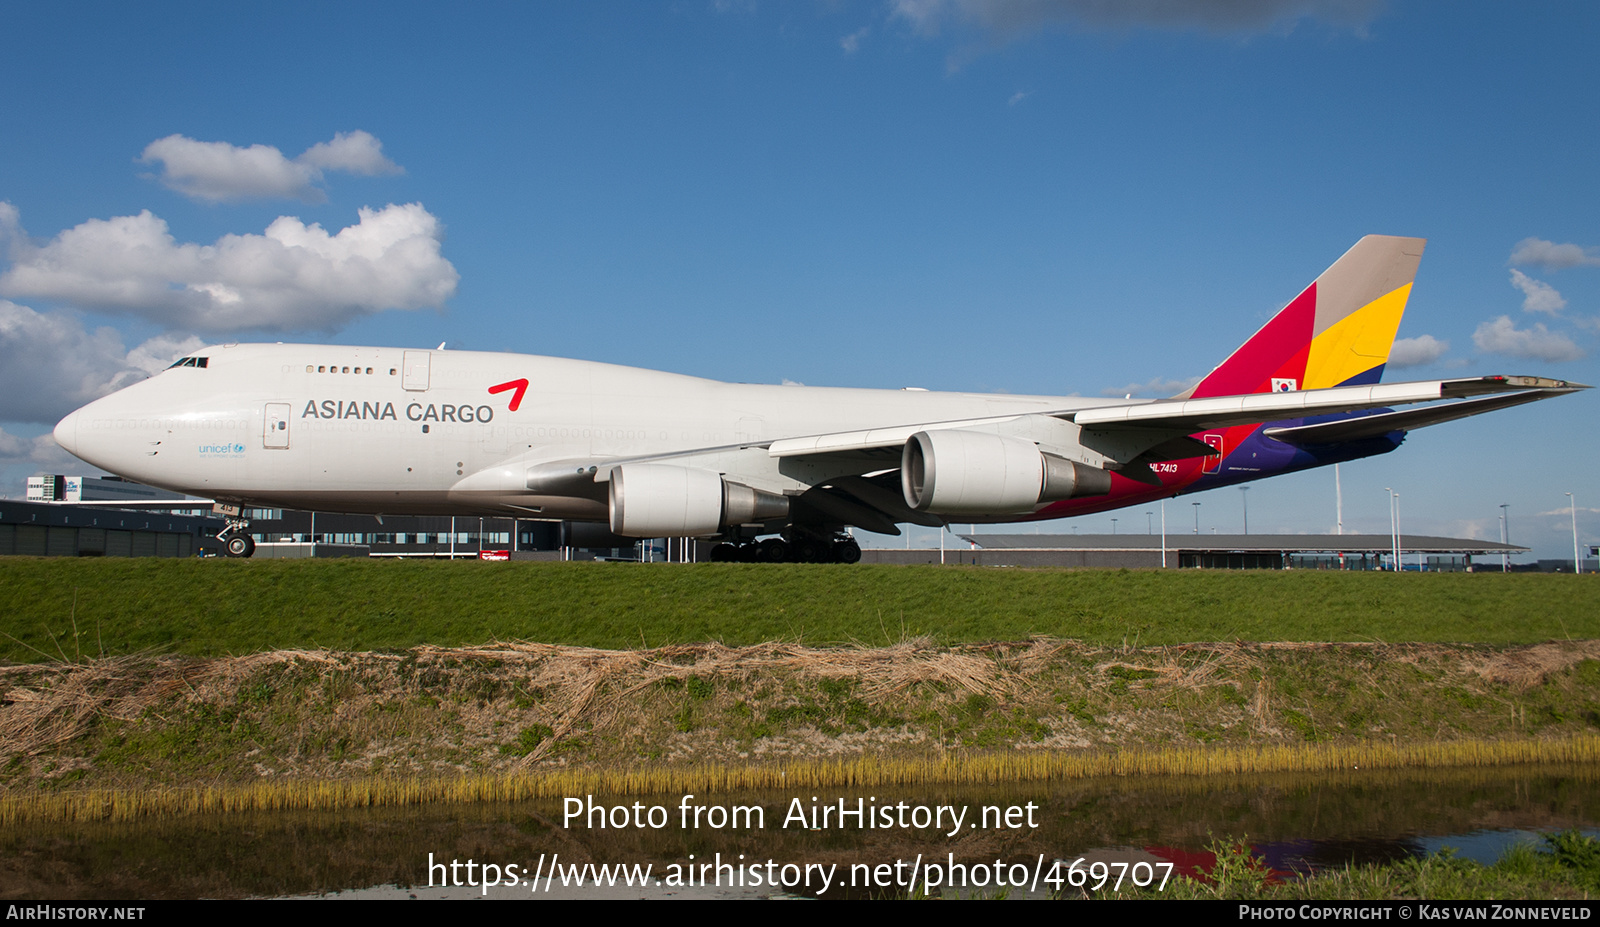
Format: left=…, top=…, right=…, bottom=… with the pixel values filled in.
left=217, top=515, right=256, bottom=558
left=708, top=532, right=861, bottom=564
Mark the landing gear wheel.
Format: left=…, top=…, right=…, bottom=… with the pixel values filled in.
left=834, top=539, right=862, bottom=564
left=224, top=534, right=256, bottom=558
left=790, top=537, right=827, bottom=563
left=710, top=543, right=737, bottom=562
left=758, top=538, right=790, bottom=562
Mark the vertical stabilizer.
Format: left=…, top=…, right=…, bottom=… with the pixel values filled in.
left=1178, top=235, right=1426, bottom=399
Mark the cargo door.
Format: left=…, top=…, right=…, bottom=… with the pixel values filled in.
left=403, top=351, right=431, bottom=391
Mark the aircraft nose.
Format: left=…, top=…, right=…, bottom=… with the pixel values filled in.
left=53, top=409, right=81, bottom=456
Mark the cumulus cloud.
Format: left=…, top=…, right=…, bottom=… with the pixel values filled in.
left=140, top=131, right=402, bottom=203
left=840, top=26, right=870, bottom=52
left=1509, top=237, right=1600, bottom=271
left=0, top=201, right=21, bottom=256
left=298, top=131, right=401, bottom=175
left=1509, top=269, right=1567, bottom=315
left=0, top=202, right=458, bottom=333
left=1100, top=374, right=1202, bottom=397
left=891, top=0, right=1382, bottom=36
left=1386, top=334, right=1448, bottom=368
left=1471, top=316, right=1585, bottom=363
left=0, top=300, right=206, bottom=424
left=0, top=426, right=76, bottom=467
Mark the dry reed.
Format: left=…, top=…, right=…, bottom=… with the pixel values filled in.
left=3, top=735, right=1595, bottom=827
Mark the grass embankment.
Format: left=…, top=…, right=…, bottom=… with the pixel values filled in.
left=0, top=559, right=1596, bottom=661
left=3, top=634, right=1598, bottom=822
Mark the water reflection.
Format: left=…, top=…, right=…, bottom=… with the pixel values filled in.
left=3, top=765, right=1594, bottom=899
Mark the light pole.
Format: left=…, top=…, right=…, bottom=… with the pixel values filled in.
left=1335, top=463, right=1344, bottom=535
left=1395, top=492, right=1402, bottom=571
left=1239, top=486, right=1250, bottom=535
left=1160, top=500, right=1167, bottom=569
left=1146, top=511, right=1153, bottom=535
left=1568, top=493, right=1581, bottom=574
left=1499, top=504, right=1510, bottom=573
left=1192, top=501, right=1201, bottom=534
left=1111, top=518, right=1118, bottom=535
left=1385, top=488, right=1397, bottom=570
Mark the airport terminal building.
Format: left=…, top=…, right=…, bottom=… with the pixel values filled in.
left=7, top=475, right=1550, bottom=569
left=861, top=533, right=1531, bottom=571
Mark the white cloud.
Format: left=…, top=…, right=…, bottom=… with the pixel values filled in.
left=298, top=131, right=402, bottom=176
left=0, top=426, right=75, bottom=467
left=1509, top=237, right=1600, bottom=271
left=1471, top=316, right=1585, bottom=363
left=0, top=300, right=206, bottom=424
left=0, top=201, right=22, bottom=257
left=840, top=26, right=870, bottom=53
left=1100, top=374, right=1202, bottom=397
left=891, top=0, right=1382, bottom=37
left=1386, top=334, right=1448, bottom=368
left=1509, top=269, right=1566, bottom=315
left=140, top=131, right=402, bottom=203
left=1536, top=507, right=1600, bottom=517
left=0, top=203, right=458, bottom=333
left=1008, top=91, right=1029, bottom=106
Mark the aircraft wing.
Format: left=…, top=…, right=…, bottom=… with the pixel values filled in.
left=464, top=374, right=1584, bottom=537
left=761, top=376, right=1585, bottom=463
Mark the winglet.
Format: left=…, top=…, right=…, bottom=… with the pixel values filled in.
left=1178, top=235, right=1427, bottom=399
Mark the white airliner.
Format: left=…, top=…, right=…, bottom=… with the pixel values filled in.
left=52, top=236, right=1585, bottom=561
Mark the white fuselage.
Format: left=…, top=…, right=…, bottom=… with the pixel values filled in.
left=53, top=343, right=1122, bottom=519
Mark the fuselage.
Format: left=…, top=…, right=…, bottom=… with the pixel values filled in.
left=52, top=343, right=1403, bottom=527
left=51, top=343, right=1142, bottom=519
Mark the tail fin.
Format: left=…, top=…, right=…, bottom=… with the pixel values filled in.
left=1178, top=235, right=1426, bottom=399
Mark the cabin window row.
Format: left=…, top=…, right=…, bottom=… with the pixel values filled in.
left=307, top=365, right=396, bottom=375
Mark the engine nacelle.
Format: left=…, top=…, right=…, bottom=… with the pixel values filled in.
left=608, top=464, right=788, bottom=537
left=901, top=430, right=1112, bottom=515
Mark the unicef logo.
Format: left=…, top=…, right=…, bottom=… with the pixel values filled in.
left=198, top=442, right=246, bottom=457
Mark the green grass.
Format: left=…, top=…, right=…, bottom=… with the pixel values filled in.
left=0, top=559, right=1595, bottom=662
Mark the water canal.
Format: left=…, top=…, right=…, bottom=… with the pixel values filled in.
left=4, top=765, right=1595, bottom=899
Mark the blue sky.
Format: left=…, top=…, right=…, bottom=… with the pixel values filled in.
left=2, top=1, right=1596, bottom=559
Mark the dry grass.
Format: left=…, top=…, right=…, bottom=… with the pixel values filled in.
left=2, top=736, right=1597, bottom=826
left=1473, top=641, right=1600, bottom=690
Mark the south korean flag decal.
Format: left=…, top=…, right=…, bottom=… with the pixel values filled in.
left=1271, top=377, right=1299, bottom=392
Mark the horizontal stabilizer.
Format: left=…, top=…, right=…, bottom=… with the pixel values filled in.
left=1260, top=388, right=1579, bottom=445
left=1070, top=376, right=1586, bottom=434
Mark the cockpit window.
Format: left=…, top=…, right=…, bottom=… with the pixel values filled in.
left=166, top=356, right=210, bottom=369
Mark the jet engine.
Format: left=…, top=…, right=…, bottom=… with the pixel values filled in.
left=901, top=429, right=1112, bottom=515
left=608, top=464, right=789, bottom=537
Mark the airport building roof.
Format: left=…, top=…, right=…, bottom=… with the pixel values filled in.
left=958, top=533, right=1527, bottom=554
